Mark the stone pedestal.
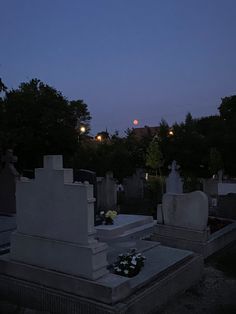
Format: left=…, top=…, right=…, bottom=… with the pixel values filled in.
left=11, top=232, right=108, bottom=280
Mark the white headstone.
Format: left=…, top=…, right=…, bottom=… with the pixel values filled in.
left=11, top=155, right=108, bottom=280
left=165, top=161, right=183, bottom=194
left=162, top=191, right=208, bottom=231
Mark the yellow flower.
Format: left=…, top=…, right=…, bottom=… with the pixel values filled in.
left=105, top=210, right=117, bottom=219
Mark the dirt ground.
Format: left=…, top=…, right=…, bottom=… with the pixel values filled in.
left=158, top=242, right=236, bottom=314
left=0, top=242, right=236, bottom=314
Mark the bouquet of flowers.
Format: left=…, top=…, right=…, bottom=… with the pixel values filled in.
left=112, top=248, right=146, bottom=277
left=99, top=210, right=117, bottom=225
left=105, top=210, right=117, bottom=224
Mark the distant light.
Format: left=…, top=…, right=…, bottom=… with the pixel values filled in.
left=97, top=135, right=102, bottom=141
left=80, top=126, right=86, bottom=133
left=169, top=130, right=174, bottom=136
left=133, top=119, right=139, bottom=126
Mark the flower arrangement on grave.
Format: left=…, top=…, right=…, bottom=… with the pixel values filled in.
left=112, top=248, right=146, bottom=277
left=105, top=210, right=117, bottom=225
left=99, top=210, right=117, bottom=225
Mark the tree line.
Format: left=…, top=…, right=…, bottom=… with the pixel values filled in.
left=1, top=78, right=235, bottom=180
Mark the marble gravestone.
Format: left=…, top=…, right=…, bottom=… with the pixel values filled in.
left=0, top=150, right=19, bottom=215
left=11, top=155, right=108, bottom=280
left=161, top=191, right=209, bottom=231
left=165, top=160, right=183, bottom=194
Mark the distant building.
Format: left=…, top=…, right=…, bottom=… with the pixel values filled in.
left=132, top=125, right=159, bottom=139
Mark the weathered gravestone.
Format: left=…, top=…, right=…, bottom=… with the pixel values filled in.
left=154, top=191, right=236, bottom=257
left=0, top=150, right=19, bottom=215
left=161, top=191, right=208, bottom=230
left=10, top=155, right=108, bottom=280
left=165, top=160, right=183, bottom=194
left=97, top=172, right=117, bottom=211
left=123, top=169, right=146, bottom=201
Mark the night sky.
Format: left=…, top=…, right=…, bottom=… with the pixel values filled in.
left=1, top=0, right=236, bottom=135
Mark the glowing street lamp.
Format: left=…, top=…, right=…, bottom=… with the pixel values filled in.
left=80, top=126, right=86, bottom=133
left=133, top=119, right=139, bottom=126
left=169, top=130, right=174, bottom=136
left=97, top=135, right=102, bottom=141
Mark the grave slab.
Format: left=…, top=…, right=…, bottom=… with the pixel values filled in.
left=153, top=218, right=236, bottom=258
left=95, top=214, right=155, bottom=242
left=0, top=242, right=203, bottom=313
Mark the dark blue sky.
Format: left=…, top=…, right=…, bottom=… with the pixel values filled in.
left=1, top=0, right=236, bottom=135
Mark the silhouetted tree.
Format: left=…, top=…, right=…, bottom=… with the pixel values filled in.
left=1, top=79, right=91, bottom=169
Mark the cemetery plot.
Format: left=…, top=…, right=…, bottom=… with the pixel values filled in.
left=153, top=190, right=236, bottom=258
left=0, top=155, right=204, bottom=314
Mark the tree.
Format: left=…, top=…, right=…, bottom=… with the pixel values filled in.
left=209, top=147, right=223, bottom=176
left=0, top=78, right=7, bottom=93
left=1, top=79, right=91, bottom=169
left=218, top=96, right=236, bottom=123
left=146, top=138, right=163, bottom=176
left=217, top=96, right=236, bottom=175
left=70, top=100, right=91, bottom=134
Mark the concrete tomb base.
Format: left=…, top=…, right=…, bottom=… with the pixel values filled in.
left=95, top=214, right=155, bottom=242
left=0, top=241, right=203, bottom=313
left=152, top=217, right=236, bottom=258
left=11, top=231, right=108, bottom=280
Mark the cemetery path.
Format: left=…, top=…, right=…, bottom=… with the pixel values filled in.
left=0, top=242, right=235, bottom=314
left=159, top=242, right=236, bottom=314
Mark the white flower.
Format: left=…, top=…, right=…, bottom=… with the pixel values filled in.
left=115, top=267, right=121, bottom=272
left=130, top=266, right=135, bottom=269
left=100, top=211, right=105, bottom=215
left=120, top=261, right=128, bottom=265
left=124, top=270, right=129, bottom=275
left=131, top=257, right=137, bottom=265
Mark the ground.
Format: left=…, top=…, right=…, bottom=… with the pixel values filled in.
left=158, top=242, right=236, bottom=314
left=0, top=242, right=235, bottom=314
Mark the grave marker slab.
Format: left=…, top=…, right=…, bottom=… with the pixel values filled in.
left=165, top=160, right=183, bottom=194
left=11, top=155, right=108, bottom=280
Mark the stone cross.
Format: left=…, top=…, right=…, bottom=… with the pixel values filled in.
left=166, top=160, right=183, bottom=194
